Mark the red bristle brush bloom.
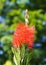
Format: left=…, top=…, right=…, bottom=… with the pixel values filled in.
left=12, top=22, right=35, bottom=49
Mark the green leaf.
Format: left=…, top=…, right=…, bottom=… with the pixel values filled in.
left=12, top=47, right=20, bottom=65
left=26, top=52, right=32, bottom=65
left=20, top=44, right=25, bottom=61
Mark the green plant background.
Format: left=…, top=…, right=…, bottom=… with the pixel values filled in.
left=0, top=0, right=46, bottom=65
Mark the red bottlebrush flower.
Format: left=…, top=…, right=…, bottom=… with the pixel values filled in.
left=12, top=22, right=35, bottom=49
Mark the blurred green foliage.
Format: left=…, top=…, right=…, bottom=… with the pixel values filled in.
left=0, top=0, right=46, bottom=65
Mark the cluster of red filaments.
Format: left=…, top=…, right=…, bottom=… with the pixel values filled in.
left=12, top=22, right=35, bottom=49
